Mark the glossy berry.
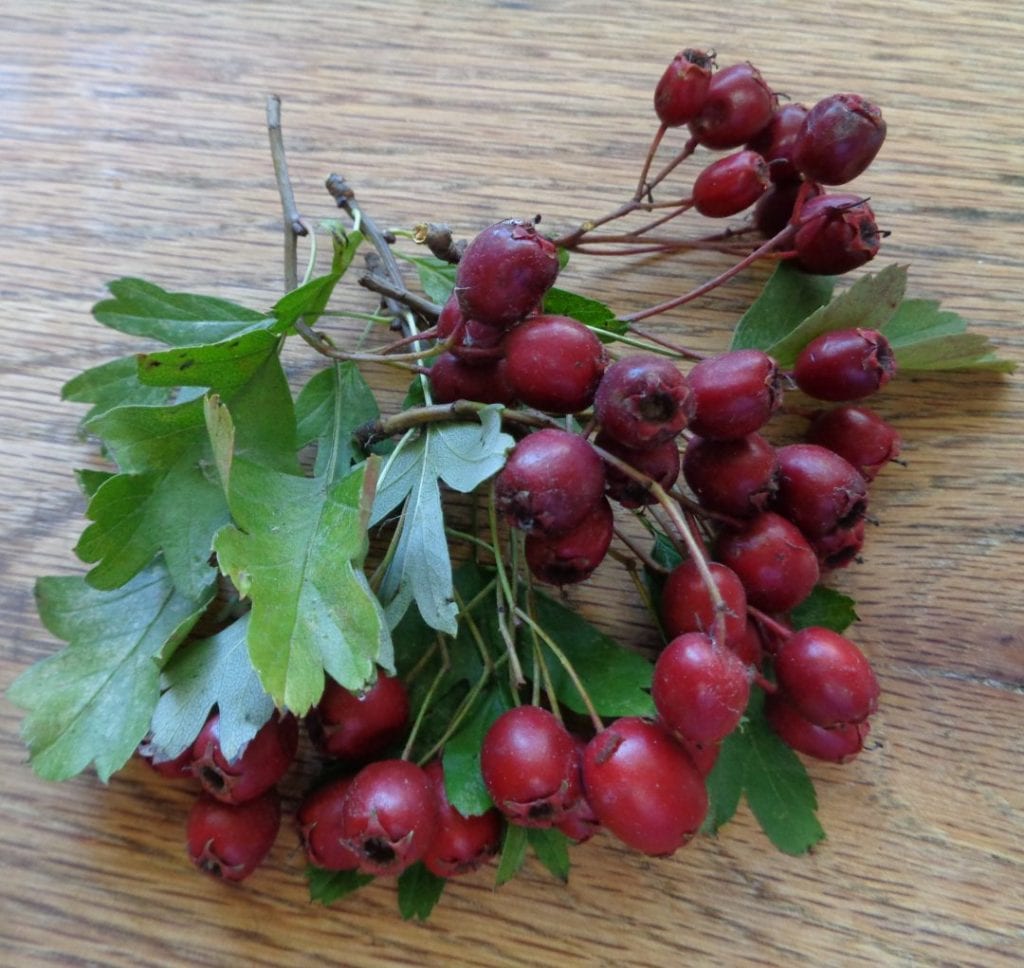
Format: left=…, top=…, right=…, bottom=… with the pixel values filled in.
left=652, top=632, right=751, bottom=746
left=307, top=670, right=410, bottom=764
left=687, top=349, right=782, bottom=440
left=593, top=354, right=693, bottom=450
left=187, top=790, right=281, bottom=882
left=297, top=776, right=361, bottom=871
left=692, top=149, right=770, bottom=218
left=480, top=705, right=582, bottom=827
left=793, top=192, right=881, bottom=275
left=765, top=693, right=871, bottom=763
left=732, top=616, right=766, bottom=668
left=677, top=735, right=722, bottom=777
left=747, top=102, right=809, bottom=185
left=716, top=511, right=820, bottom=613
left=191, top=712, right=298, bottom=805
left=582, top=717, right=707, bottom=856
left=810, top=517, right=866, bottom=570
left=339, top=759, right=439, bottom=876
left=754, top=180, right=822, bottom=238
left=449, top=316, right=507, bottom=365
left=555, top=740, right=601, bottom=843
left=793, top=328, right=896, bottom=402
left=794, top=93, right=886, bottom=186
left=773, top=443, right=868, bottom=538
left=502, top=314, right=608, bottom=414
left=654, top=48, right=715, bottom=127
left=660, top=559, right=748, bottom=649
left=690, top=62, right=777, bottom=150
left=422, top=761, right=502, bottom=878
left=435, top=292, right=465, bottom=342
left=597, top=431, right=680, bottom=509
left=524, top=496, right=614, bottom=585
left=683, top=432, right=779, bottom=518
left=494, top=428, right=605, bottom=537
left=775, top=626, right=880, bottom=728
left=806, top=405, right=902, bottom=481
left=428, top=353, right=517, bottom=405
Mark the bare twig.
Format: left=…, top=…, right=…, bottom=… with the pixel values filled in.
left=265, top=95, right=309, bottom=292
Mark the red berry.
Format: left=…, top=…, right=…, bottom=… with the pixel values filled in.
left=422, top=760, right=503, bottom=878
left=428, top=352, right=517, bottom=405
left=449, top=316, right=507, bottom=365
left=138, top=741, right=194, bottom=780
left=555, top=741, right=601, bottom=843
left=746, top=102, right=809, bottom=185
left=502, top=314, right=608, bottom=414
left=793, top=192, right=881, bottom=275
left=689, top=62, right=777, bottom=150
left=297, top=776, right=362, bottom=871
left=765, top=693, right=871, bottom=763
left=187, top=790, right=281, bottom=882
left=582, top=717, right=707, bottom=856
left=754, top=180, right=822, bottom=237
left=774, top=626, right=880, bottom=728
left=480, top=706, right=581, bottom=827
left=191, top=711, right=298, bottom=805
left=732, top=616, right=766, bottom=668
left=793, top=328, right=896, bottom=402
left=660, top=559, right=748, bottom=649
left=494, top=428, right=605, bottom=537
left=593, top=354, right=693, bottom=450
left=307, top=670, right=410, bottom=764
left=809, top=518, right=867, bottom=571
left=524, top=496, right=614, bottom=586
left=805, top=405, right=902, bottom=481
left=340, top=759, right=439, bottom=876
left=652, top=632, right=751, bottom=745
left=677, top=735, right=722, bottom=777
left=773, top=443, right=868, bottom=539
left=794, top=93, right=886, bottom=186
left=455, top=219, right=560, bottom=328
left=653, top=49, right=715, bottom=127
left=683, top=432, right=779, bottom=518
left=597, top=431, right=680, bottom=509
left=716, top=511, right=820, bottom=613
left=687, top=349, right=782, bottom=440
left=692, top=149, right=770, bottom=218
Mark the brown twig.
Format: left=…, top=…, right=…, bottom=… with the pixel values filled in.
left=265, top=95, right=309, bottom=292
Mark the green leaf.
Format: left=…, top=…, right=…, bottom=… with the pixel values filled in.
left=527, top=828, right=571, bottom=883
left=730, top=262, right=835, bottom=351
left=326, top=224, right=364, bottom=276
left=790, top=586, right=859, bottom=633
left=271, top=272, right=342, bottom=334
left=443, top=687, right=511, bottom=816
left=402, top=254, right=457, bottom=305
left=764, top=264, right=907, bottom=367
left=306, top=866, right=374, bottom=905
left=93, top=278, right=268, bottom=346
left=396, top=863, right=447, bottom=921
left=295, top=362, right=380, bottom=483
left=213, top=457, right=392, bottom=713
left=542, top=288, right=627, bottom=340
left=495, top=822, right=528, bottom=886
left=147, top=614, right=274, bottom=762
left=137, top=329, right=280, bottom=390
left=701, top=728, right=747, bottom=834
left=8, top=561, right=214, bottom=781
left=370, top=409, right=513, bottom=634
left=881, top=298, right=1016, bottom=372
left=75, top=468, right=115, bottom=499
left=527, top=589, right=655, bottom=718
left=62, top=356, right=172, bottom=424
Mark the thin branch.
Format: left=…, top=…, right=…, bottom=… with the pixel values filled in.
left=265, top=95, right=309, bottom=292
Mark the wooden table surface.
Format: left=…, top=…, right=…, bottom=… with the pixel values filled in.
left=2, top=1, right=1021, bottom=965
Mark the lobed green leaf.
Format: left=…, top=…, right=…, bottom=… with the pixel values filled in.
left=527, top=828, right=571, bottom=883
left=397, top=863, right=447, bottom=921
left=790, top=586, right=859, bottom=634
left=731, top=262, right=835, bottom=353
left=306, top=866, right=375, bottom=906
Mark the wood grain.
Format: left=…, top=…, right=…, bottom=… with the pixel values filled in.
left=1, top=1, right=1022, bottom=965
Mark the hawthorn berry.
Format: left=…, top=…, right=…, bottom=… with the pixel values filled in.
left=524, top=496, right=614, bottom=585
left=773, top=443, right=868, bottom=538
left=692, top=149, right=770, bottom=218
left=793, top=93, right=886, bottom=186
left=297, top=776, right=362, bottom=871
left=805, top=404, right=902, bottom=481
left=793, top=328, right=897, bottom=402
left=793, top=192, right=881, bottom=275
left=765, top=693, right=871, bottom=763
left=690, top=62, right=777, bottom=150
left=597, top=431, right=680, bottom=509
left=428, top=352, right=517, bottom=405
left=660, top=558, right=748, bottom=649
left=653, top=48, right=715, bottom=127
left=187, top=790, right=281, bottom=882
left=422, top=760, right=503, bottom=878
left=682, top=432, right=779, bottom=519
left=593, top=354, right=693, bottom=450
left=687, top=349, right=783, bottom=440
left=746, top=102, right=809, bottom=185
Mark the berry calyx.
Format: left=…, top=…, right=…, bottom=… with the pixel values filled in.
left=187, top=790, right=281, bottom=882
left=593, top=354, right=693, bottom=450
left=653, top=49, right=715, bottom=127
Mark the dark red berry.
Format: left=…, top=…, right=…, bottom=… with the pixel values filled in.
left=652, top=632, right=751, bottom=745
left=677, top=735, right=722, bottom=777
left=582, top=717, right=707, bottom=856
left=660, top=559, right=748, bottom=649
left=773, top=443, right=868, bottom=538
left=688, top=349, right=782, bottom=440
left=746, top=102, right=809, bottom=185
left=502, top=314, right=608, bottom=414
left=731, top=616, right=766, bottom=668
left=654, top=48, right=715, bottom=127
left=690, top=62, right=777, bottom=150
left=597, top=431, right=680, bottom=509
left=307, top=670, right=410, bottom=764
left=765, top=693, right=870, bottom=763
left=187, top=790, right=281, bottom=882
left=436, top=293, right=465, bottom=342
left=297, top=776, right=361, bottom=871
left=191, top=711, right=298, bottom=805
left=805, top=405, right=902, bottom=481
left=754, top=180, right=821, bottom=238
left=449, top=316, right=507, bottom=365
left=774, top=626, right=880, bottom=728
left=794, top=93, right=886, bottom=186
left=692, top=149, right=770, bottom=218
left=555, top=739, right=601, bottom=843
left=793, top=328, right=897, bottom=402
left=428, top=352, right=517, bottom=405
left=593, top=354, right=693, bottom=450
left=494, top=428, right=606, bottom=537
left=340, top=759, right=439, bottom=876
left=683, top=432, right=779, bottom=518
left=455, top=218, right=560, bottom=329
left=422, top=761, right=502, bottom=878
left=524, top=496, right=614, bottom=585
left=138, top=741, right=194, bottom=780
left=480, top=706, right=582, bottom=827
left=716, top=511, right=820, bottom=613
left=793, top=192, right=881, bottom=275
left=810, top=518, right=867, bottom=570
